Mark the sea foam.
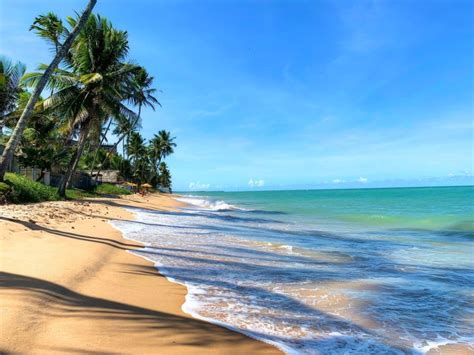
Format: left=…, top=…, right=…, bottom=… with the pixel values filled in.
left=110, top=192, right=474, bottom=354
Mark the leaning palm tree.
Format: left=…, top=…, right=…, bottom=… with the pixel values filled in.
left=23, top=14, right=139, bottom=197
left=0, top=0, right=97, bottom=182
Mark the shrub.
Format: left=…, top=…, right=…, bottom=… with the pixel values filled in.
left=4, top=173, right=59, bottom=203
left=1, top=174, right=130, bottom=204
left=0, top=182, right=11, bottom=204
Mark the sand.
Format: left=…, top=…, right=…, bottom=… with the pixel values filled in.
left=0, top=193, right=281, bottom=354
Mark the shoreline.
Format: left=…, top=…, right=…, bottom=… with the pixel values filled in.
left=119, top=223, right=293, bottom=355
left=0, top=193, right=281, bottom=354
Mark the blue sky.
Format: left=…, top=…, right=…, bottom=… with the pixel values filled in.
left=1, top=0, right=473, bottom=191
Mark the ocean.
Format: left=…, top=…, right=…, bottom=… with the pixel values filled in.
left=111, top=186, right=474, bottom=354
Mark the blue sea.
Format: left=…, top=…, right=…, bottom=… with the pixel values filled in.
left=111, top=186, right=474, bottom=354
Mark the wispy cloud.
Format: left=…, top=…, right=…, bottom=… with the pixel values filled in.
left=188, top=182, right=210, bottom=190
left=358, top=177, right=368, bottom=183
left=248, top=179, right=265, bottom=188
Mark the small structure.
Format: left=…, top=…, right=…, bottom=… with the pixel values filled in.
left=50, top=171, right=96, bottom=190
left=91, top=170, right=120, bottom=184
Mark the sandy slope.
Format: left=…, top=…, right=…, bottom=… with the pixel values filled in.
left=0, top=193, right=281, bottom=354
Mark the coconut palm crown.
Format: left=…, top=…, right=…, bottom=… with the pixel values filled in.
left=23, top=14, right=142, bottom=196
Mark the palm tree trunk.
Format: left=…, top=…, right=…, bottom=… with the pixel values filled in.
left=93, top=104, right=141, bottom=183
left=0, top=0, right=97, bottom=182
left=57, top=122, right=92, bottom=197
left=89, top=117, right=112, bottom=176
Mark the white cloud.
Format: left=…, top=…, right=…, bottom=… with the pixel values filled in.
left=248, top=179, right=265, bottom=188
left=358, top=177, right=368, bottom=183
left=332, top=179, right=344, bottom=184
left=448, top=170, right=473, bottom=178
left=188, top=182, right=210, bottom=190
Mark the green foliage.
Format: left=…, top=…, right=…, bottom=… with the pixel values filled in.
left=0, top=182, right=9, bottom=192
left=158, top=162, right=172, bottom=190
left=94, top=183, right=131, bottom=195
left=3, top=13, right=177, bottom=201
left=65, top=187, right=96, bottom=200
left=4, top=172, right=59, bottom=203
left=30, top=12, right=65, bottom=53
left=0, top=182, right=11, bottom=204
left=0, top=56, right=26, bottom=117
left=0, top=174, right=129, bottom=203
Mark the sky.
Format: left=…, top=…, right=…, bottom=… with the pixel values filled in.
left=1, top=0, right=473, bottom=191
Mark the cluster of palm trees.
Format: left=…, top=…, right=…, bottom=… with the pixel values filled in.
left=125, top=130, right=175, bottom=188
left=0, top=0, right=176, bottom=196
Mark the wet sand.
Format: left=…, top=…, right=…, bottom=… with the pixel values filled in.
left=0, top=193, right=281, bottom=354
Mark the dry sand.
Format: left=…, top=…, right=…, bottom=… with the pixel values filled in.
left=0, top=193, right=281, bottom=354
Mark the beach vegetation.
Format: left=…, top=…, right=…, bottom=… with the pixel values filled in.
left=0, top=57, right=26, bottom=120
left=0, top=173, right=131, bottom=204
left=0, top=1, right=176, bottom=200
left=3, top=172, right=59, bottom=203
left=94, top=183, right=131, bottom=195
left=0, top=0, right=97, bottom=182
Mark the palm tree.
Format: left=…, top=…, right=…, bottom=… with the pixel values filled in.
left=126, top=131, right=149, bottom=183
left=158, top=161, right=172, bottom=191
left=150, top=130, right=175, bottom=163
left=2, top=91, right=68, bottom=181
left=23, top=14, right=139, bottom=197
left=127, top=131, right=146, bottom=168
left=30, top=12, right=65, bottom=55
left=92, top=67, right=159, bottom=181
left=0, top=57, right=26, bottom=121
left=124, top=68, right=160, bottom=158
left=148, top=130, right=176, bottom=184
left=156, top=130, right=176, bottom=160
left=0, top=0, right=97, bottom=182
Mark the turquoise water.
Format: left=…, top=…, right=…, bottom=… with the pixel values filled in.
left=189, top=186, right=473, bottom=232
left=113, top=186, right=474, bottom=354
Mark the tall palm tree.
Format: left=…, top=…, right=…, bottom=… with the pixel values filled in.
left=148, top=130, right=175, bottom=185
left=124, top=68, right=160, bottom=159
left=127, top=131, right=146, bottom=168
left=23, top=14, right=139, bottom=197
left=0, top=0, right=97, bottom=182
left=126, top=131, right=149, bottom=183
left=92, top=67, right=159, bottom=180
left=153, top=130, right=176, bottom=161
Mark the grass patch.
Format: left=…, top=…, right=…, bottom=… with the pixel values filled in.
left=66, top=187, right=97, bottom=199
left=93, top=183, right=131, bottom=195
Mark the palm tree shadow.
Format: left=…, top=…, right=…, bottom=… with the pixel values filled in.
left=0, top=271, right=279, bottom=350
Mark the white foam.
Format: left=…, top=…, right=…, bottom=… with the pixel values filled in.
left=175, top=196, right=240, bottom=211
left=279, top=245, right=294, bottom=252
left=109, top=205, right=474, bottom=355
